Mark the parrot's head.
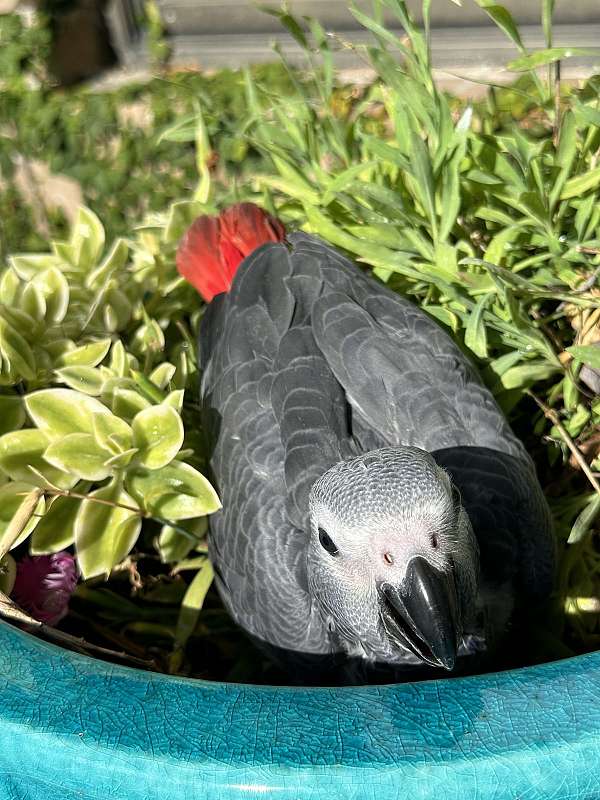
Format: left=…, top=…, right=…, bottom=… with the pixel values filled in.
left=307, top=447, right=479, bottom=671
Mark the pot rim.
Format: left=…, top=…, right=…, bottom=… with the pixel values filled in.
left=1, top=620, right=599, bottom=799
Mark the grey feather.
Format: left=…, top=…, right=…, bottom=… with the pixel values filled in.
left=271, top=325, right=350, bottom=530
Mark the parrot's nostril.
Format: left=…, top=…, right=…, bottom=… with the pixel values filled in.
left=383, top=552, right=395, bottom=566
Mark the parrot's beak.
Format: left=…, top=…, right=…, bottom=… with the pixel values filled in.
left=378, top=557, right=459, bottom=671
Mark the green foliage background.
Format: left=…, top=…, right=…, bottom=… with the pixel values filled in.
left=0, top=12, right=294, bottom=257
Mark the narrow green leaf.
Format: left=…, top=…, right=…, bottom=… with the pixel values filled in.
left=542, top=0, right=555, bottom=47
left=277, top=12, right=309, bottom=48
left=171, top=555, right=209, bottom=574
left=171, top=559, right=214, bottom=667
left=563, top=374, right=579, bottom=413
left=409, top=133, right=437, bottom=237
left=561, top=166, right=600, bottom=200
left=322, top=162, right=376, bottom=206
left=474, top=2, right=525, bottom=51
left=307, top=17, right=333, bottom=98
left=567, top=493, right=600, bottom=544
left=501, top=362, right=560, bottom=389
left=360, top=135, right=410, bottom=170
left=565, top=405, right=590, bottom=437
left=438, top=146, right=464, bottom=242
left=574, top=195, right=596, bottom=241
left=157, top=114, right=198, bottom=144
left=487, top=351, right=524, bottom=379
left=271, top=155, right=320, bottom=203
left=473, top=206, right=515, bottom=226
left=549, top=110, right=578, bottom=211
left=484, top=225, right=522, bottom=266
left=379, top=0, right=428, bottom=64
left=567, top=345, right=600, bottom=369
left=504, top=288, right=531, bottom=333
left=464, top=294, right=491, bottom=358
left=192, top=101, right=212, bottom=204
left=349, top=2, right=411, bottom=52
left=434, top=242, right=458, bottom=274
left=423, top=305, right=459, bottom=332
left=508, top=47, right=600, bottom=72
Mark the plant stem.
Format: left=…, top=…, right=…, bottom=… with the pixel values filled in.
left=0, top=590, right=156, bottom=669
left=18, top=486, right=204, bottom=543
left=576, top=247, right=600, bottom=256
left=528, top=390, right=600, bottom=497
left=43, top=487, right=146, bottom=516
left=553, top=59, right=561, bottom=147
left=0, top=487, right=44, bottom=561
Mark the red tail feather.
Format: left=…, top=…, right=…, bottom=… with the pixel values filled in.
left=176, top=203, right=286, bottom=301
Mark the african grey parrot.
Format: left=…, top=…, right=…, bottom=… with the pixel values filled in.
left=199, top=231, right=555, bottom=681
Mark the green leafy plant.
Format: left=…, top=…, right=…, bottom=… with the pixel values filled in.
left=0, top=206, right=220, bottom=583
left=0, top=13, right=295, bottom=259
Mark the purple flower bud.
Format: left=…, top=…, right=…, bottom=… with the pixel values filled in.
left=12, top=552, right=78, bottom=625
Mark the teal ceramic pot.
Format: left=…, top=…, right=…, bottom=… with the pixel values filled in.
left=1, top=619, right=598, bottom=799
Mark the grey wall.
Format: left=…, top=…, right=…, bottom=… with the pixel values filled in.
left=106, top=0, right=600, bottom=75
left=158, top=0, right=599, bottom=37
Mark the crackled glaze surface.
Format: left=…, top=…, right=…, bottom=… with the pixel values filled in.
left=0, top=620, right=599, bottom=799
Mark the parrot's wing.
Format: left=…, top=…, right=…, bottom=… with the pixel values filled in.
left=310, top=287, right=513, bottom=455
left=286, top=231, right=521, bottom=456
left=199, top=242, right=340, bottom=655
left=271, top=325, right=352, bottom=531
left=433, top=446, right=555, bottom=603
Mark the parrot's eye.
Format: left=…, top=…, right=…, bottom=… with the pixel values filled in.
left=318, top=527, right=339, bottom=556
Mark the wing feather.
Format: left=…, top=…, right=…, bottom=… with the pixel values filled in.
left=271, top=325, right=350, bottom=529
